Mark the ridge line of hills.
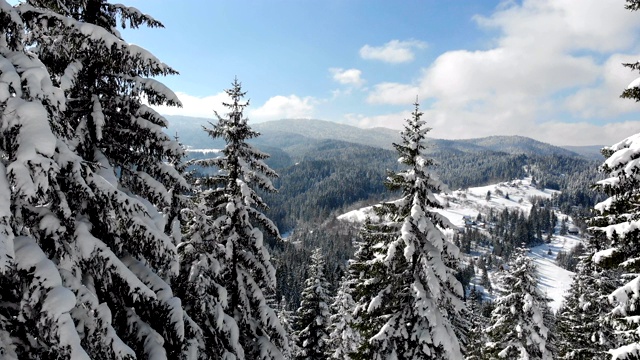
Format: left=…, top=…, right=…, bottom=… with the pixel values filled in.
left=165, top=116, right=605, bottom=160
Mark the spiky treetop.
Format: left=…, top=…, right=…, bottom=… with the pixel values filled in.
left=351, top=102, right=465, bottom=360
left=194, top=79, right=288, bottom=360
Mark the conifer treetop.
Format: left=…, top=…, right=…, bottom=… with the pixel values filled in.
left=351, top=101, right=464, bottom=360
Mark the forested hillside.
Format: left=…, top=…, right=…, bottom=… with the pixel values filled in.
left=179, top=118, right=603, bottom=233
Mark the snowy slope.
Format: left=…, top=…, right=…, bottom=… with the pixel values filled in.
left=338, top=177, right=582, bottom=311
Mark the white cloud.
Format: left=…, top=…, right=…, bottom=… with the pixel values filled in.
left=362, top=0, right=640, bottom=146
left=366, top=82, right=420, bottom=105
left=150, top=91, right=315, bottom=123
left=330, top=68, right=364, bottom=87
left=352, top=109, right=640, bottom=147
left=565, top=53, right=640, bottom=118
left=150, top=91, right=230, bottom=118
left=529, top=121, right=640, bottom=146
left=359, top=39, right=427, bottom=64
left=250, top=95, right=315, bottom=121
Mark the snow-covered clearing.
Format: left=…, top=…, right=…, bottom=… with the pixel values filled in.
left=528, top=235, right=581, bottom=311
left=338, top=177, right=583, bottom=311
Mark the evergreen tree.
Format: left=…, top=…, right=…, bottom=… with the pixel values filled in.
left=174, top=197, right=243, bottom=359
left=464, top=285, right=488, bottom=360
left=292, top=248, right=331, bottom=360
left=327, top=275, right=361, bottom=360
left=351, top=102, right=465, bottom=359
left=197, top=79, right=288, bottom=359
left=555, top=258, right=617, bottom=359
left=2, top=1, right=195, bottom=358
left=349, top=219, right=392, bottom=360
left=589, top=2, right=640, bottom=357
left=485, top=245, right=553, bottom=359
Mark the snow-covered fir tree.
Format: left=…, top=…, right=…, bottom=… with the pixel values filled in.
left=327, top=275, right=361, bottom=360
left=351, top=102, right=465, bottom=360
left=174, top=196, right=243, bottom=359
left=1, top=1, right=196, bottom=358
left=0, top=3, right=75, bottom=358
left=484, top=245, right=553, bottom=359
left=587, top=2, right=640, bottom=358
left=348, top=219, right=390, bottom=360
left=195, top=78, right=288, bottom=359
left=292, top=248, right=331, bottom=360
left=555, top=257, right=617, bottom=359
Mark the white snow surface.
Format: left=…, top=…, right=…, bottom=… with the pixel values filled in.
left=339, top=177, right=581, bottom=311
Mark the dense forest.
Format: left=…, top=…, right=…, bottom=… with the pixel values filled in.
left=2, top=1, right=640, bottom=359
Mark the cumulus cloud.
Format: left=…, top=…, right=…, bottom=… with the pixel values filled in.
left=330, top=68, right=365, bottom=87
left=363, top=0, right=640, bottom=146
left=151, top=91, right=316, bottom=123
left=150, top=91, right=230, bottom=118
left=250, top=95, right=315, bottom=121
left=359, top=39, right=427, bottom=64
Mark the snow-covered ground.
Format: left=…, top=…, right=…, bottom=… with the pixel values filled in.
left=527, top=234, right=581, bottom=311
left=338, top=177, right=583, bottom=311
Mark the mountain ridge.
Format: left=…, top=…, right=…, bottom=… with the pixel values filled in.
left=166, top=116, right=586, bottom=158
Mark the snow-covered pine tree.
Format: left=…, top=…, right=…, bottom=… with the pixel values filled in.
left=348, top=219, right=390, bottom=359
left=174, top=195, right=243, bottom=359
left=351, top=102, right=465, bottom=360
left=587, top=3, right=640, bottom=358
left=195, top=78, right=288, bottom=359
left=276, top=297, right=299, bottom=360
left=484, top=245, right=553, bottom=359
left=0, top=3, right=81, bottom=358
left=292, top=248, right=331, bottom=360
left=0, top=1, right=196, bottom=358
left=555, top=257, right=617, bottom=359
left=327, top=275, right=361, bottom=360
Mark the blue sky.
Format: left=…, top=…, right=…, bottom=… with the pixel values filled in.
left=123, top=0, right=640, bottom=146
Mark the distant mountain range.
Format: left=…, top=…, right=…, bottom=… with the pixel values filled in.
left=165, top=116, right=602, bottom=159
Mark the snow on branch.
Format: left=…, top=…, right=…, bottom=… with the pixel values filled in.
left=14, top=236, right=90, bottom=360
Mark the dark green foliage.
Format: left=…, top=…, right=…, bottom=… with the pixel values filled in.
left=327, top=276, right=361, bottom=360
left=488, top=199, right=557, bottom=259
left=434, top=150, right=527, bottom=189
left=261, top=142, right=400, bottom=232
left=348, top=221, right=394, bottom=360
